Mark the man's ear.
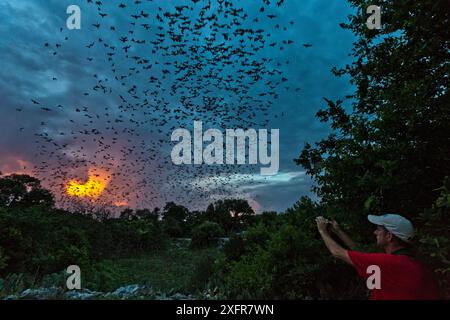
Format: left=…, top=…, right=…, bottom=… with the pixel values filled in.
left=386, top=231, right=394, bottom=243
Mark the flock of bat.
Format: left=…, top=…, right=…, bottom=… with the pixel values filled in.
left=16, top=0, right=312, bottom=213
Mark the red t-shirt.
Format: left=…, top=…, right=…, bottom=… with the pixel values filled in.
left=348, top=250, right=440, bottom=300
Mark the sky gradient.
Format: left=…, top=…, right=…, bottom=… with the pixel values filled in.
left=0, top=0, right=356, bottom=213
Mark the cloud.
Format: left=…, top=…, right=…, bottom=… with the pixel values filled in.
left=187, top=170, right=315, bottom=212
left=0, top=0, right=355, bottom=212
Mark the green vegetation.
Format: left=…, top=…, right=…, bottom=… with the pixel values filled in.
left=214, top=199, right=368, bottom=299
left=0, top=0, right=449, bottom=299
left=191, top=222, right=224, bottom=248
left=295, top=0, right=449, bottom=297
left=0, top=174, right=255, bottom=298
left=82, top=246, right=220, bottom=293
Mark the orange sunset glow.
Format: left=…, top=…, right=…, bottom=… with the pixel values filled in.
left=66, top=168, right=110, bottom=199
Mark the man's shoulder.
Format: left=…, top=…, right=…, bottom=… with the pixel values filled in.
left=347, top=250, right=412, bottom=267
left=347, top=250, right=393, bottom=265
left=348, top=250, right=391, bottom=258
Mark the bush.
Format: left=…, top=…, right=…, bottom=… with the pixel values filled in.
left=223, top=234, right=246, bottom=261
left=0, top=273, right=36, bottom=297
left=188, top=249, right=220, bottom=292
left=215, top=197, right=367, bottom=299
left=416, top=177, right=450, bottom=298
left=163, top=217, right=184, bottom=238
left=191, top=221, right=224, bottom=248
left=83, top=260, right=122, bottom=292
left=39, top=271, right=67, bottom=289
left=0, top=206, right=167, bottom=279
left=219, top=249, right=272, bottom=299
left=0, top=247, right=7, bottom=271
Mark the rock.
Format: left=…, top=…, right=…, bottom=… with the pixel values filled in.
left=13, top=283, right=160, bottom=300
left=65, top=289, right=103, bottom=300
left=20, top=287, right=62, bottom=300
left=170, top=293, right=189, bottom=300
left=105, top=284, right=153, bottom=299
left=155, top=292, right=169, bottom=300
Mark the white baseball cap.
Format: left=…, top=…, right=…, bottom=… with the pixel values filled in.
left=368, top=214, right=415, bottom=243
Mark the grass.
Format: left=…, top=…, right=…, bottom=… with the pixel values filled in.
left=83, top=240, right=220, bottom=293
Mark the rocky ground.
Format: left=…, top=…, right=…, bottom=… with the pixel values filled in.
left=4, top=284, right=219, bottom=300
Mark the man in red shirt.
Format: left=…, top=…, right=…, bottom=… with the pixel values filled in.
left=316, top=214, right=440, bottom=300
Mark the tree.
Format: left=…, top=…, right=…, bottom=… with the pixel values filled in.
left=295, top=0, right=449, bottom=297
left=120, top=208, right=135, bottom=220
left=161, top=202, right=189, bottom=237
left=135, top=208, right=159, bottom=224
left=0, top=174, right=54, bottom=208
left=206, top=199, right=255, bottom=234
left=296, top=0, right=450, bottom=218
left=162, top=202, right=188, bottom=223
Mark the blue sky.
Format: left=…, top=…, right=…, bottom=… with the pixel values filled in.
left=0, top=0, right=356, bottom=213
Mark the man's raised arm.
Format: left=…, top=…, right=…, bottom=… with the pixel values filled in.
left=330, top=220, right=357, bottom=250
left=316, top=216, right=353, bottom=266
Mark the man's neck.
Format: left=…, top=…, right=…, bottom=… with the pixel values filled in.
left=385, top=243, right=406, bottom=254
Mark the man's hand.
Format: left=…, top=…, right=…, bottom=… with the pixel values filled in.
left=330, top=219, right=341, bottom=233
left=315, top=216, right=353, bottom=265
left=315, top=216, right=329, bottom=233
left=328, top=219, right=358, bottom=250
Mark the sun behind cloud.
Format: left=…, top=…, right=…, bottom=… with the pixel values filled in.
left=66, top=168, right=110, bottom=199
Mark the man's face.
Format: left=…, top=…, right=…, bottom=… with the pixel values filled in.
left=374, top=225, right=391, bottom=247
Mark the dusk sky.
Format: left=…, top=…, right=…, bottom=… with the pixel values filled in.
left=0, top=0, right=356, bottom=213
